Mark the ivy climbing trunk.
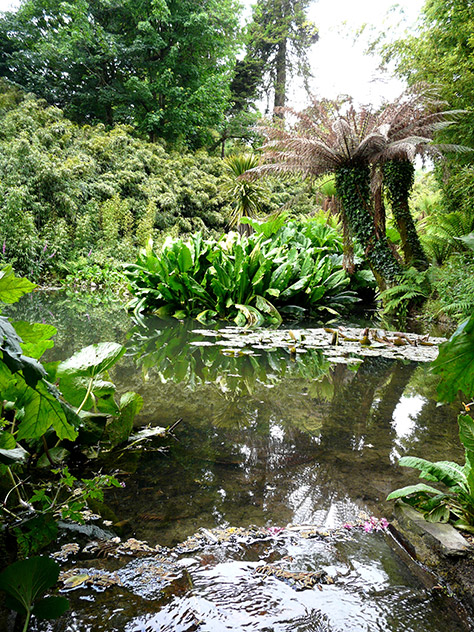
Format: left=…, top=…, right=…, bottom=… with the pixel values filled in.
left=335, top=164, right=403, bottom=291
left=383, top=160, right=429, bottom=270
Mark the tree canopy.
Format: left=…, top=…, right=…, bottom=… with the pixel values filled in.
left=0, top=0, right=242, bottom=148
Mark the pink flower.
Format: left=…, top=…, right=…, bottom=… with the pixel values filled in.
left=361, top=517, right=389, bottom=533
left=267, top=527, right=284, bottom=536
left=342, top=523, right=353, bottom=530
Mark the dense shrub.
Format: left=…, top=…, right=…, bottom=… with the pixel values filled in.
left=0, top=86, right=326, bottom=279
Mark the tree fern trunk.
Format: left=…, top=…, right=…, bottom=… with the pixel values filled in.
left=335, top=164, right=403, bottom=292
left=383, top=159, right=429, bottom=270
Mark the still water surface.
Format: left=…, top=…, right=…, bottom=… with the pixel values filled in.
left=9, top=291, right=470, bottom=632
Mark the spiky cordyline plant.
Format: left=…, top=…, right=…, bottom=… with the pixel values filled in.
left=224, top=153, right=268, bottom=236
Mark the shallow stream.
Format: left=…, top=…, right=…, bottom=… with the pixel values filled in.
left=7, top=292, right=471, bottom=631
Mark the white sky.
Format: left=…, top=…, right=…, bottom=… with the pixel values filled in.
left=244, top=0, right=425, bottom=108
left=0, top=0, right=425, bottom=107
left=306, top=0, right=424, bottom=105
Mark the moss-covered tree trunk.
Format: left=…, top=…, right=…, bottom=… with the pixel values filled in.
left=383, top=159, right=429, bottom=270
left=335, top=164, right=403, bottom=291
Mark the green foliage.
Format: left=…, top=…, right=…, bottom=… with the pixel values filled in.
left=223, top=154, right=268, bottom=231
left=0, top=0, right=242, bottom=148
left=424, top=252, right=474, bottom=322
left=335, top=165, right=403, bottom=285
left=389, top=309, right=474, bottom=529
left=383, top=160, right=428, bottom=269
left=62, top=255, right=126, bottom=292
left=0, top=556, right=69, bottom=631
left=431, top=312, right=474, bottom=403
left=27, top=467, right=123, bottom=523
left=380, top=267, right=431, bottom=322
left=0, top=265, right=36, bottom=303
left=0, top=266, right=140, bottom=556
left=0, top=92, right=228, bottom=276
left=379, top=0, right=474, bottom=246
left=421, top=208, right=474, bottom=265
left=387, top=414, right=474, bottom=528
left=125, top=217, right=365, bottom=325
left=0, top=87, right=331, bottom=281
left=380, top=0, right=474, bottom=150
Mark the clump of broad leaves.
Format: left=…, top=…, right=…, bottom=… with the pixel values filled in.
left=125, top=216, right=374, bottom=326
left=388, top=312, right=474, bottom=532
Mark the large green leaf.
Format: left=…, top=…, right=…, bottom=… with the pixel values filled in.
left=59, top=374, right=117, bottom=412
left=57, top=343, right=126, bottom=379
left=0, top=317, right=47, bottom=387
left=386, top=482, right=444, bottom=501
left=459, top=414, right=474, bottom=453
left=16, top=380, right=78, bottom=442
left=431, top=313, right=474, bottom=401
left=177, top=243, right=193, bottom=273
left=464, top=448, right=474, bottom=497
left=0, top=431, right=16, bottom=449
left=0, top=556, right=65, bottom=616
left=13, top=321, right=57, bottom=360
left=255, top=295, right=282, bottom=325
left=398, top=456, right=468, bottom=491
left=0, top=265, right=36, bottom=304
left=279, top=275, right=310, bottom=300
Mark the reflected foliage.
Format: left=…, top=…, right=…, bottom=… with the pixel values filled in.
left=127, top=316, right=332, bottom=400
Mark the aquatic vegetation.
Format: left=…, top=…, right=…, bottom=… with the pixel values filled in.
left=125, top=224, right=364, bottom=325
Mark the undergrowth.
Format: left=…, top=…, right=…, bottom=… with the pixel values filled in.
left=425, top=252, right=474, bottom=322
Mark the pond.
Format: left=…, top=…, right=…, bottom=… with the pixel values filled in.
left=6, top=291, right=471, bottom=632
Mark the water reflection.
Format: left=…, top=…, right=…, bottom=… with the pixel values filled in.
left=8, top=295, right=470, bottom=632
left=94, top=317, right=463, bottom=549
